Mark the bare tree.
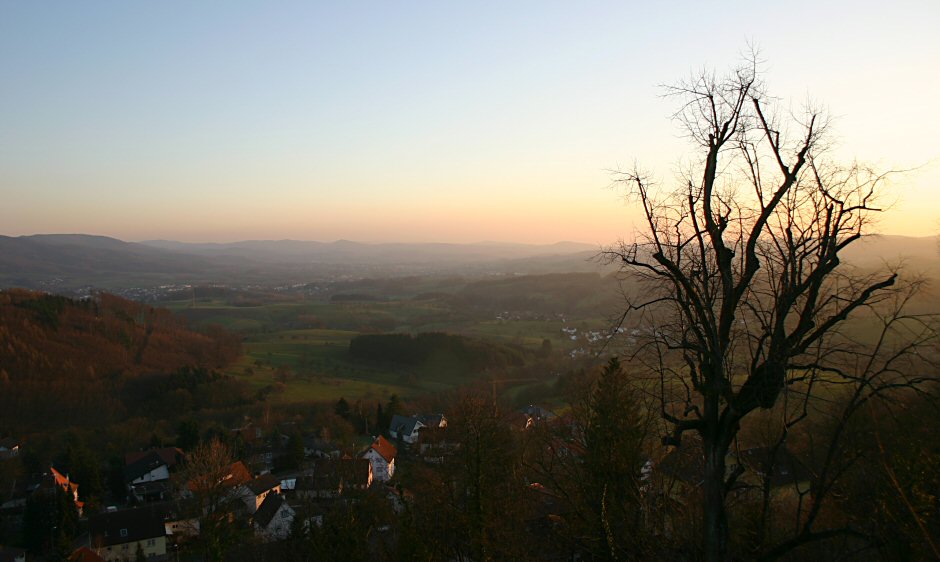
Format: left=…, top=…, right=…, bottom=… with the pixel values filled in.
left=176, top=439, right=249, bottom=562
left=604, top=56, right=937, bottom=561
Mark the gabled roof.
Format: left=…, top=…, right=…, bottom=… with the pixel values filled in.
left=125, top=447, right=184, bottom=468
left=187, top=460, right=251, bottom=493
left=521, top=405, right=556, bottom=421
left=89, top=506, right=166, bottom=547
left=389, top=415, right=424, bottom=436
left=245, top=474, right=281, bottom=496
left=309, top=458, right=372, bottom=490
left=125, top=450, right=169, bottom=483
left=50, top=466, right=77, bottom=491
left=368, top=436, right=397, bottom=463
left=253, top=493, right=291, bottom=528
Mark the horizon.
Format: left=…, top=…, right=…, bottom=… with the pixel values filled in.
left=2, top=3, right=938, bottom=244
left=2, top=230, right=936, bottom=248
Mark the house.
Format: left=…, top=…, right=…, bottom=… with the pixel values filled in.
left=0, top=545, right=26, bottom=562
left=362, top=436, right=397, bottom=482
left=123, top=448, right=183, bottom=500
left=239, top=474, right=281, bottom=513
left=89, top=506, right=167, bottom=562
left=125, top=451, right=171, bottom=486
left=303, top=436, right=341, bottom=459
left=296, top=458, right=372, bottom=499
left=231, top=421, right=264, bottom=444
left=417, top=426, right=459, bottom=464
left=252, top=493, right=295, bottom=541
left=388, top=415, right=425, bottom=444
left=185, top=460, right=251, bottom=498
left=159, top=500, right=201, bottom=539
left=417, top=414, right=448, bottom=429
left=520, top=405, right=556, bottom=428
left=124, top=448, right=183, bottom=471
left=43, top=467, right=84, bottom=515
left=0, top=438, right=20, bottom=461
left=734, top=446, right=812, bottom=493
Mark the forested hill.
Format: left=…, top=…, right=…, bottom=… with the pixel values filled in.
left=0, top=290, right=243, bottom=431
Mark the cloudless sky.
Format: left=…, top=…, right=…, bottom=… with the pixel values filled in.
left=1, top=1, right=938, bottom=244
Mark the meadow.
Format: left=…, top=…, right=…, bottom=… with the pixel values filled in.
left=159, top=273, right=620, bottom=406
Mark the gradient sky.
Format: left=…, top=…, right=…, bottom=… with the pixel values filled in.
left=1, top=1, right=938, bottom=244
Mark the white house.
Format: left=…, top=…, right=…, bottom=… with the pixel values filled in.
left=89, top=506, right=167, bottom=562
left=388, top=415, right=425, bottom=444
left=239, top=475, right=281, bottom=513
left=253, top=493, right=295, bottom=541
left=362, top=435, right=397, bottom=482
left=124, top=451, right=170, bottom=485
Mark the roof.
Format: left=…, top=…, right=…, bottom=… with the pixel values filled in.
left=521, top=405, right=556, bottom=421
left=187, top=460, right=251, bottom=493
left=89, top=506, right=166, bottom=547
left=369, top=435, right=397, bottom=463
left=417, top=414, right=446, bottom=428
left=308, top=458, right=372, bottom=490
left=125, top=447, right=184, bottom=468
left=253, top=493, right=290, bottom=528
left=389, top=415, right=423, bottom=437
left=50, top=466, right=77, bottom=491
left=69, top=546, right=107, bottom=562
left=124, top=450, right=169, bottom=482
left=737, top=446, right=812, bottom=487
left=246, top=474, right=281, bottom=495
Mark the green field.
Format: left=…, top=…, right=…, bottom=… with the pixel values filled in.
left=158, top=275, right=619, bottom=405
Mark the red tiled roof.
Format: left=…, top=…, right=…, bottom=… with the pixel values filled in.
left=51, top=466, right=71, bottom=488
left=69, top=546, right=107, bottom=562
left=370, top=435, right=397, bottom=463
left=187, top=460, right=251, bottom=493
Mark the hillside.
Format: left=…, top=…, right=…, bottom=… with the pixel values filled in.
left=0, top=290, right=243, bottom=432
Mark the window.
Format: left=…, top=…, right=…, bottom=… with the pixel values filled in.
left=120, top=528, right=128, bottom=537
left=281, top=510, right=290, bottom=518
left=147, top=539, right=155, bottom=546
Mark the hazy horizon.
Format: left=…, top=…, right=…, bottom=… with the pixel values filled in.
left=2, top=2, right=938, bottom=244
left=2, top=231, right=936, bottom=248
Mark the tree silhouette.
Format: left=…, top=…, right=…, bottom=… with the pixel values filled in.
left=605, top=55, right=937, bottom=560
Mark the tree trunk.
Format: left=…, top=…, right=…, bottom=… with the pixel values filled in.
left=703, top=430, right=730, bottom=561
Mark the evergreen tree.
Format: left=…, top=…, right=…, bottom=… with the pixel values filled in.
left=177, top=419, right=200, bottom=451
left=334, top=397, right=351, bottom=419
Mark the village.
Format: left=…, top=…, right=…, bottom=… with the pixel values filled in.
left=0, top=394, right=818, bottom=562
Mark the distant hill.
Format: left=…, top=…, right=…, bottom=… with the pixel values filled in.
left=0, top=234, right=603, bottom=291
left=140, top=238, right=598, bottom=265
left=0, top=234, right=219, bottom=289
left=840, top=234, right=939, bottom=271
left=0, top=233, right=934, bottom=293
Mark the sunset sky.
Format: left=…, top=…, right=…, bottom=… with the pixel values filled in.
left=1, top=1, right=938, bottom=245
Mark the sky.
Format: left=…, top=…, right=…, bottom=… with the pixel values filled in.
left=1, top=1, right=938, bottom=244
